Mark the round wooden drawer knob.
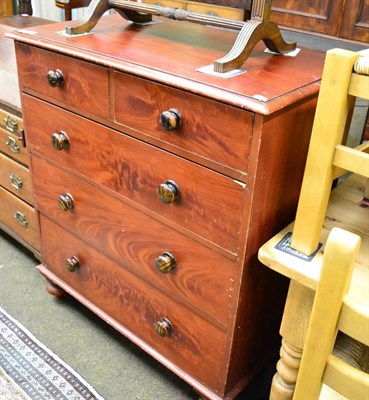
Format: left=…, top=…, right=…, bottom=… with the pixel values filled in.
left=155, top=252, right=177, bottom=273
left=65, top=256, right=80, bottom=272
left=51, top=131, right=70, bottom=151
left=157, top=180, right=180, bottom=204
left=47, top=69, right=64, bottom=87
left=58, top=193, right=74, bottom=211
left=154, top=317, right=173, bottom=337
left=159, top=109, right=182, bottom=131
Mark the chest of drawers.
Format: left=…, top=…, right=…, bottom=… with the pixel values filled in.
left=9, top=14, right=324, bottom=399
left=0, top=106, right=41, bottom=255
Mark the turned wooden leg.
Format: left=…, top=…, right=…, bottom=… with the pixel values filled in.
left=269, top=280, right=315, bottom=400
left=270, top=339, right=302, bottom=400
left=46, top=279, right=66, bottom=301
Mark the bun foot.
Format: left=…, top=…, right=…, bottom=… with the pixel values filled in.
left=46, top=280, right=66, bottom=301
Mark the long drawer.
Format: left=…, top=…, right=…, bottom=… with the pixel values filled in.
left=15, top=43, right=109, bottom=119
left=24, top=95, right=246, bottom=252
left=39, top=215, right=227, bottom=392
left=113, top=71, right=253, bottom=172
left=31, top=155, right=235, bottom=325
left=0, top=153, right=33, bottom=204
left=0, top=186, right=40, bottom=250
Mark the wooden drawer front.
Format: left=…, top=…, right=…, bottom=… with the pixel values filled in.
left=15, top=43, right=109, bottom=119
left=142, top=0, right=186, bottom=8
left=40, top=215, right=227, bottom=392
left=0, top=186, right=40, bottom=250
left=142, top=0, right=245, bottom=19
left=113, top=72, right=253, bottom=173
left=0, top=108, right=24, bottom=136
left=0, top=127, right=27, bottom=165
left=31, top=156, right=235, bottom=325
left=0, top=153, right=33, bottom=204
left=24, top=96, right=245, bottom=252
left=186, top=1, right=245, bottom=19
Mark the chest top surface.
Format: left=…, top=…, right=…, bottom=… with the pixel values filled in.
left=8, top=14, right=324, bottom=114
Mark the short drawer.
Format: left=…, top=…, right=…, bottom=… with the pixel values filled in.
left=24, top=96, right=246, bottom=252
left=0, top=186, right=40, bottom=250
left=40, top=215, right=227, bottom=392
left=0, top=127, right=27, bottom=165
left=113, top=72, right=253, bottom=173
left=0, top=153, right=33, bottom=204
left=31, top=156, right=235, bottom=325
left=142, top=0, right=186, bottom=8
left=186, top=1, right=245, bottom=19
left=15, top=43, right=109, bottom=119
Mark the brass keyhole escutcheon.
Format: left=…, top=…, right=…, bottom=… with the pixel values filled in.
left=154, top=317, right=173, bottom=337
left=47, top=69, right=65, bottom=87
left=155, top=252, right=177, bottom=273
left=159, top=109, right=182, bottom=131
left=51, top=131, right=70, bottom=151
left=65, top=256, right=80, bottom=272
left=157, top=180, right=180, bottom=204
left=57, top=193, right=74, bottom=211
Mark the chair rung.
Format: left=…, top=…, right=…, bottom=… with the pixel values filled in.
left=338, top=296, right=369, bottom=346
left=349, top=73, right=369, bottom=100
left=333, top=145, right=369, bottom=177
left=323, top=354, right=369, bottom=399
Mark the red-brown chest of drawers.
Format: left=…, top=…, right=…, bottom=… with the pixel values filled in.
left=9, top=15, right=324, bottom=400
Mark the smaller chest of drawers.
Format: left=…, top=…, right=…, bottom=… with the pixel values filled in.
left=0, top=106, right=40, bottom=256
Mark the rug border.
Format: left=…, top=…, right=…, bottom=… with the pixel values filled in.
left=0, top=307, right=105, bottom=400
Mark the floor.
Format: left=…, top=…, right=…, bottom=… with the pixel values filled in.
left=0, top=28, right=367, bottom=400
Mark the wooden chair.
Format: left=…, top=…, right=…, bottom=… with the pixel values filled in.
left=290, top=48, right=369, bottom=256
left=258, top=48, right=369, bottom=400
left=55, top=0, right=92, bottom=21
left=293, top=227, right=369, bottom=399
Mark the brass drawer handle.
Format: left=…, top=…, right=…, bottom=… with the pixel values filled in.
left=3, top=115, right=18, bottom=133
left=157, top=180, right=180, bottom=204
left=154, top=317, right=173, bottom=337
left=14, top=211, right=28, bottom=227
left=47, top=69, right=65, bottom=87
left=159, top=109, right=182, bottom=131
left=57, top=193, right=74, bottom=211
left=5, top=136, right=20, bottom=153
left=51, top=131, right=70, bottom=151
left=65, top=256, right=80, bottom=272
left=9, top=174, right=23, bottom=189
left=155, top=252, right=177, bottom=273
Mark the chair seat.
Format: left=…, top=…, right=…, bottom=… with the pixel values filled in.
left=258, top=173, right=369, bottom=306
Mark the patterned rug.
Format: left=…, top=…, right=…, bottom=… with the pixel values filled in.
left=0, top=307, right=105, bottom=400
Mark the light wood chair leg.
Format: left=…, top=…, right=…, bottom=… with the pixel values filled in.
left=269, top=280, right=315, bottom=400
left=270, top=339, right=302, bottom=400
